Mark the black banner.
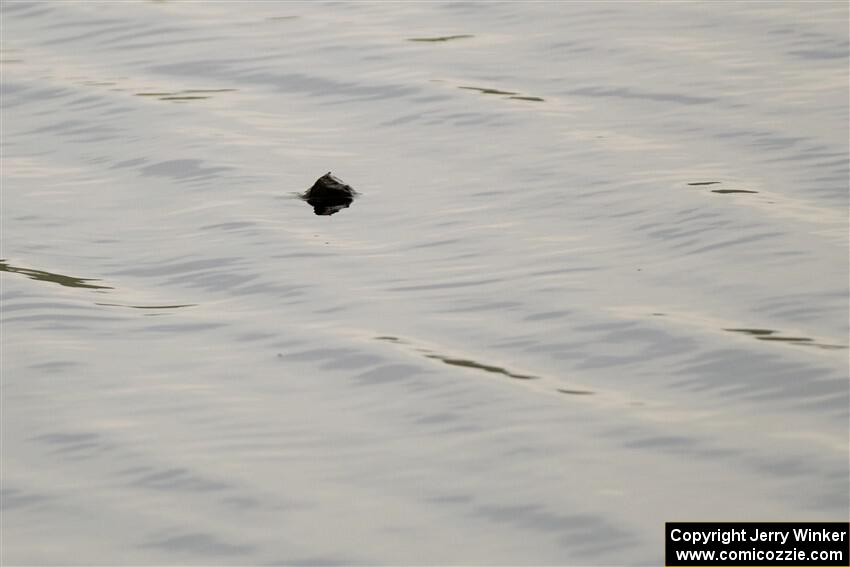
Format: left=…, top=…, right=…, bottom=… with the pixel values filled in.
left=666, top=522, right=849, bottom=566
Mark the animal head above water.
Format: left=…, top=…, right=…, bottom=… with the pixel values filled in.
left=301, top=172, right=358, bottom=216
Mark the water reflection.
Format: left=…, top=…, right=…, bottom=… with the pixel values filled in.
left=1, top=260, right=112, bottom=290
left=474, top=504, right=635, bottom=558
left=685, top=181, right=759, bottom=194
left=377, top=336, right=539, bottom=380
left=557, top=388, right=595, bottom=396
left=508, top=95, right=545, bottom=102
left=567, top=86, right=715, bottom=105
left=130, top=467, right=229, bottom=492
left=375, top=336, right=599, bottom=396
left=408, top=35, right=473, bottom=42
left=158, top=95, right=210, bottom=101
left=0, top=488, right=49, bottom=511
left=459, top=85, right=545, bottom=102
left=425, top=353, right=539, bottom=380
left=140, top=533, right=253, bottom=557
left=95, top=302, right=196, bottom=310
left=724, top=327, right=846, bottom=350
left=32, top=432, right=106, bottom=461
left=134, top=88, right=236, bottom=102
left=459, top=86, right=518, bottom=96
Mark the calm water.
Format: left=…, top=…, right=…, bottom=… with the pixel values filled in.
left=2, top=2, right=848, bottom=565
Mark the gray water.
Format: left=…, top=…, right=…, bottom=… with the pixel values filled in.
left=2, top=1, right=848, bottom=565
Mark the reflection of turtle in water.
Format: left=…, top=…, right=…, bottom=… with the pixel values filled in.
left=301, top=172, right=358, bottom=216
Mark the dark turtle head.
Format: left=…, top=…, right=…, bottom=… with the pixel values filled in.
left=301, top=172, right=358, bottom=216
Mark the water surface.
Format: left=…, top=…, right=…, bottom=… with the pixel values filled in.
left=2, top=1, right=848, bottom=565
